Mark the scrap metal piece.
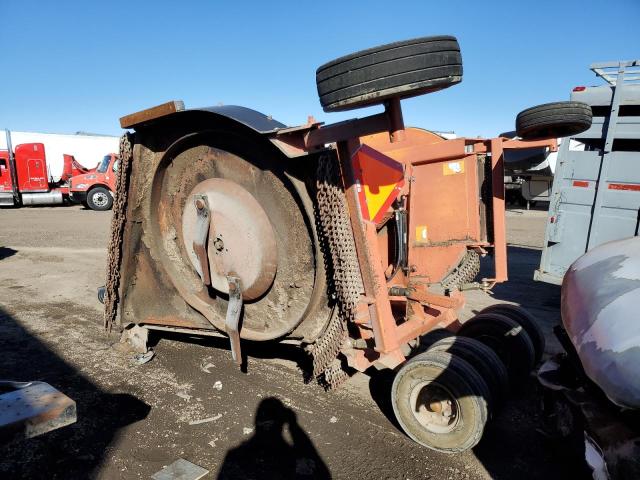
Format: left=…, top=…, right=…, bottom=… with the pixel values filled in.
left=151, top=458, right=209, bottom=480
left=226, top=276, right=243, bottom=365
left=0, top=381, right=76, bottom=444
left=121, top=325, right=149, bottom=354
left=119, top=100, right=185, bottom=129
left=192, top=194, right=211, bottom=286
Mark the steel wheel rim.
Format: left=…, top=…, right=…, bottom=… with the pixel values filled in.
left=409, top=380, right=460, bottom=434
left=93, top=192, right=109, bottom=207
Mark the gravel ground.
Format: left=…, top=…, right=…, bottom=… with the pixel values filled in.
left=0, top=205, right=583, bottom=479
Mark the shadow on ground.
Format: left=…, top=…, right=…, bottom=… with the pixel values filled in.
left=480, top=246, right=560, bottom=311
left=0, top=247, right=17, bottom=260
left=0, top=306, right=150, bottom=479
left=216, top=397, right=331, bottom=479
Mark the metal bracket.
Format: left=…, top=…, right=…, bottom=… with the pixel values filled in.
left=192, top=194, right=211, bottom=285
left=225, top=276, right=243, bottom=365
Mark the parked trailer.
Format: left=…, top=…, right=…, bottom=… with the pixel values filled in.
left=105, top=36, right=592, bottom=452
left=536, top=60, right=640, bottom=285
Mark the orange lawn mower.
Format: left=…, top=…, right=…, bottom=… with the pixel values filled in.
left=103, top=35, right=592, bottom=452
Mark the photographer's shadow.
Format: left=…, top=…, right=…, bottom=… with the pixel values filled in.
left=217, top=397, right=331, bottom=479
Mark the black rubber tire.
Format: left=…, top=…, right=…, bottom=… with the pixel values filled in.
left=458, top=313, right=535, bottom=387
left=316, top=36, right=462, bottom=112
left=392, top=350, right=489, bottom=453
left=87, top=186, right=113, bottom=211
left=428, top=336, right=509, bottom=410
left=515, top=101, right=592, bottom=140
left=479, top=304, right=545, bottom=365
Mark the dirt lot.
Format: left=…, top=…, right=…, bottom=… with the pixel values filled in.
left=0, top=205, right=579, bottom=479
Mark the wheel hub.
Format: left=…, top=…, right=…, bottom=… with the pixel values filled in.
left=411, top=381, right=459, bottom=433
left=182, top=178, right=278, bottom=301
left=93, top=192, right=109, bottom=207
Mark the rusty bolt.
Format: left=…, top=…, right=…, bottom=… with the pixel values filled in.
left=410, top=265, right=418, bottom=273
left=195, top=199, right=205, bottom=210
left=213, top=237, right=224, bottom=252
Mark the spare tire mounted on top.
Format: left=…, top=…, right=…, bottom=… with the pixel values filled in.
left=316, top=36, right=463, bottom=112
left=516, top=101, right=592, bottom=140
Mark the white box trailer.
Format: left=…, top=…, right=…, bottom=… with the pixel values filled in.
left=0, top=130, right=119, bottom=182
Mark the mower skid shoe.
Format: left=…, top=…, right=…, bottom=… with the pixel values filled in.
left=225, top=276, right=243, bottom=365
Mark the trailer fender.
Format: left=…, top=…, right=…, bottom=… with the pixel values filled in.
left=120, top=101, right=286, bottom=134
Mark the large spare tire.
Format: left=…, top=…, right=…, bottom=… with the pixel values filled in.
left=316, top=36, right=462, bottom=112
left=515, top=101, right=592, bottom=140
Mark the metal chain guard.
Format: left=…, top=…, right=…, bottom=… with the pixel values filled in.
left=308, top=154, right=364, bottom=389
left=104, top=134, right=133, bottom=331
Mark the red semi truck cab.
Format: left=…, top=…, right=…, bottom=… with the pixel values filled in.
left=1, top=132, right=117, bottom=210
left=0, top=142, right=68, bottom=206
left=69, top=153, right=119, bottom=211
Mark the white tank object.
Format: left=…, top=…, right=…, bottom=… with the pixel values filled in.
left=562, top=236, right=640, bottom=409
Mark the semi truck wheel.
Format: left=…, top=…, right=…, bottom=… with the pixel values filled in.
left=87, top=186, right=113, bottom=211
left=428, top=336, right=509, bottom=410
left=458, top=313, right=535, bottom=387
left=479, top=304, right=545, bottom=364
left=316, top=36, right=462, bottom=112
left=392, top=350, right=489, bottom=452
left=515, top=101, right=592, bottom=140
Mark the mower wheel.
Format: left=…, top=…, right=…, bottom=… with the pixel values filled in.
left=87, top=186, right=113, bottom=211
left=392, top=350, right=489, bottom=453
left=458, top=313, right=535, bottom=387
left=316, top=36, right=462, bottom=112
left=515, top=101, right=592, bottom=140
left=479, top=304, right=545, bottom=364
left=428, top=336, right=509, bottom=410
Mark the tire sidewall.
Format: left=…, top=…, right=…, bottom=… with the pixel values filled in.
left=391, top=358, right=485, bottom=452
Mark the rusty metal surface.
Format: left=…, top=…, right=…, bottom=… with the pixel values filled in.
left=149, top=144, right=314, bottom=340
left=489, top=139, right=507, bottom=283
left=0, top=381, right=76, bottom=444
left=191, top=194, right=212, bottom=286
left=225, top=276, right=243, bottom=365
left=120, top=100, right=185, bottom=129
left=182, top=178, right=278, bottom=300
left=111, top=120, right=332, bottom=348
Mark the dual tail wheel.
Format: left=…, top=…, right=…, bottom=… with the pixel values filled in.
left=459, top=304, right=544, bottom=386
left=391, top=350, right=489, bottom=453
left=392, top=304, right=542, bottom=452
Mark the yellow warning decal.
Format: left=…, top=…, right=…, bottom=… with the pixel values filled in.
left=416, top=226, right=428, bottom=243
left=443, top=161, right=464, bottom=176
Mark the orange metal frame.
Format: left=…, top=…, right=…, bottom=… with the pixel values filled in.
left=287, top=101, right=558, bottom=372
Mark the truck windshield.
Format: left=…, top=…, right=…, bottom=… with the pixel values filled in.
left=96, top=155, right=111, bottom=173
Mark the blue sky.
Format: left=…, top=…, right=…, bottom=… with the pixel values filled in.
left=1, top=0, right=638, bottom=138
